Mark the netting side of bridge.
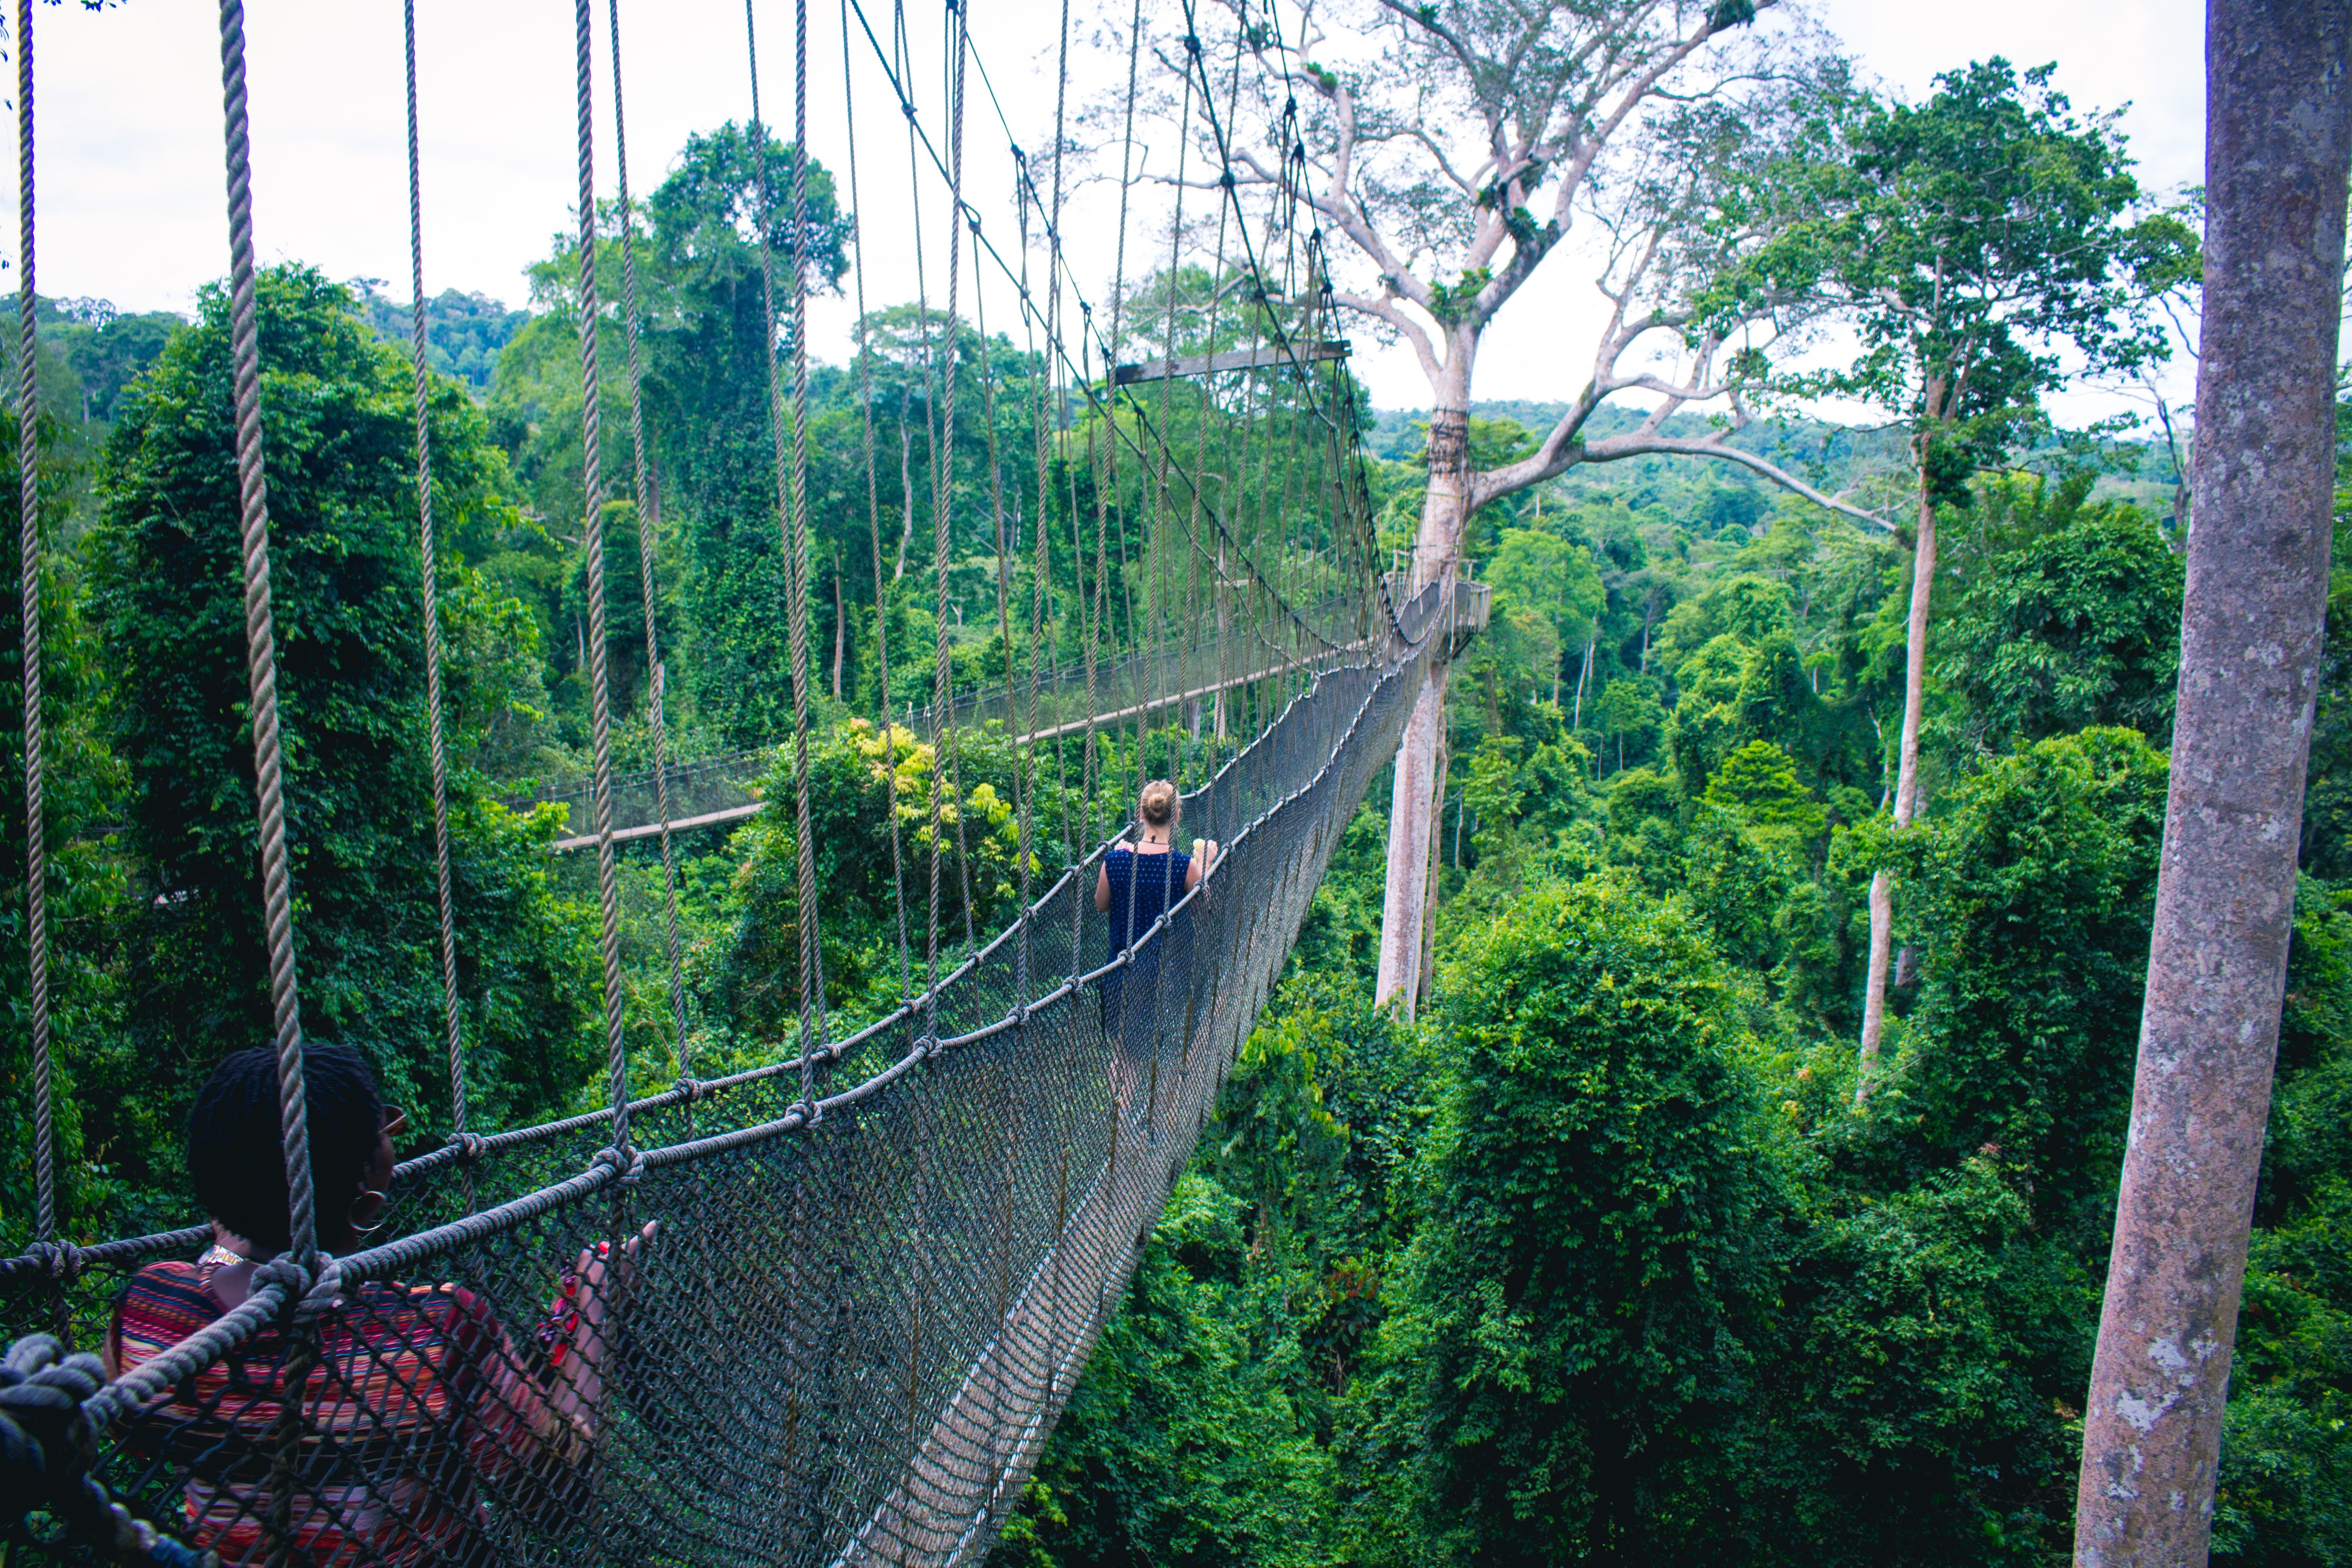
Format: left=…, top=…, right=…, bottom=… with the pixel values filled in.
left=0, top=0, right=1452, bottom=1559
left=0, top=586, right=1435, bottom=1566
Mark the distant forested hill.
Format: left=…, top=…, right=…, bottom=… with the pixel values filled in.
left=29, top=296, right=186, bottom=428
left=1368, top=400, right=2185, bottom=531
left=350, top=280, right=531, bottom=392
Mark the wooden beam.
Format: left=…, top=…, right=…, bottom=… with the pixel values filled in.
left=1111, top=340, right=1348, bottom=386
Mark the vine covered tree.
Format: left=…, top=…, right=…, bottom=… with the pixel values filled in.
left=86, top=266, right=603, bottom=1200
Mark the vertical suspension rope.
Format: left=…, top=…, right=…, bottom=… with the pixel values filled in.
left=935, top=0, right=976, bottom=956
left=15, top=0, right=52, bottom=1247
left=979, top=211, right=1018, bottom=952
left=217, top=0, right=314, bottom=1267
left=402, top=0, right=468, bottom=1146
left=1137, top=34, right=1196, bottom=893
left=789, top=0, right=826, bottom=1077
left=1080, top=0, right=1146, bottom=897
left=747, top=0, right=827, bottom=1098
left=606, top=0, right=691, bottom=1064
left=572, top=0, right=631, bottom=1150
left=1045, top=0, right=1084, bottom=999
left=840, top=0, right=915, bottom=1006
left=892, top=0, right=950, bottom=1032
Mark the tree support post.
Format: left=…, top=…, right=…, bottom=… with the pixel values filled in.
left=1377, top=408, right=1469, bottom=1018
left=2074, top=5, right=2351, bottom=1559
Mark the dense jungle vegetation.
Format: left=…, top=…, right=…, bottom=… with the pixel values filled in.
left=1, top=83, right=2346, bottom=1568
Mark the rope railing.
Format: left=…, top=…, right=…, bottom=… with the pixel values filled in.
left=0, top=583, right=1439, bottom=1567
left=0, top=0, right=1459, bottom=1558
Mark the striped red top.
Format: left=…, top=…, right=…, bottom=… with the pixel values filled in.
left=110, top=1257, right=575, bottom=1566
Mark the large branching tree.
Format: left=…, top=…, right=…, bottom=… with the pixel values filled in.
left=1162, top=0, right=1876, bottom=1013
left=1738, top=60, right=2195, bottom=1095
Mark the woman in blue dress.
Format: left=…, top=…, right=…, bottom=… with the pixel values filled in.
left=1094, top=780, right=1217, bottom=1091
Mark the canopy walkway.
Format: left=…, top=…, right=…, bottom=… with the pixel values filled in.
left=0, top=581, right=1445, bottom=1566
left=521, top=578, right=1488, bottom=852
left=0, top=0, right=1484, bottom=1562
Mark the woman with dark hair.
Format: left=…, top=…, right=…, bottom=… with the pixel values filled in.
left=1094, top=781, right=1217, bottom=1088
left=108, top=1044, right=652, bottom=1564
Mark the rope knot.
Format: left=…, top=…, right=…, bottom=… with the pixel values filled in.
left=593, top=1144, right=648, bottom=1187
left=791, top=1098, right=823, bottom=1129
left=0, top=1333, right=214, bottom=1564
left=917, top=1034, right=943, bottom=1062
left=26, top=1240, right=80, bottom=1285
left=672, top=1075, right=706, bottom=1104
left=450, top=1131, right=490, bottom=1164
left=250, top=1254, right=343, bottom=1321
left=0, top=1335, right=102, bottom=1532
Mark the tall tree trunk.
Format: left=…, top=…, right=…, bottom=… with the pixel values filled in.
left=832, top=550, right=846, bottom=701
left=893, top=413, right=916, bottom=584
left=1572, top=619, right=1598, bottom=729
left=1857, top=458, right=1939, bottom=1099
left=1215, top=540, right=1230, bottom=740
left=1378, top=669, right=1449, bottom=1013
left=1415, top=729, right=1451, bottom=1013
left=2075, top=6, right=2351, bottom=1559
left=1376, top=401, right=1471, bottom=1016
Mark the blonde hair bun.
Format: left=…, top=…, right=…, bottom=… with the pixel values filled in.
left=1139, top=779, right=1179, bottom=827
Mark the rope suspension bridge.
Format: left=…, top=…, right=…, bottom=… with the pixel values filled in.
left=0, top=0, right=1482, bottom=1562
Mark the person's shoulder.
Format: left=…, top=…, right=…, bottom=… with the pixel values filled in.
left=117, top=1259, right=216, bottom=1337
left=125, top=1258, right=205, bottom=1293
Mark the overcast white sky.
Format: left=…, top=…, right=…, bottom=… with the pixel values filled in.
left=17, top=0, right=2204, bottom=425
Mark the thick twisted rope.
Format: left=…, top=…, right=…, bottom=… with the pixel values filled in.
left=217, top=0, right=314, bottom=1266
left=606, top=0, right=690, bottom=1064
left=746, top=0, right=828, bottom=1105
left=15, top=0, right=52, bottom=1249
left=839, top=0, right=916, bottom=1005
left=976, top=201, right=1025, bottom=1007
left=573, top=0, right=630, bottom=1150
left=402, top=0, right=467, bottom=1147
left=936, top=0, right=976, bottom=956
left=1078, top=0, right=1145, bottom=892
left=788, top=0, right=826, bottom=1084
left=884, top=0, right=948, bottom=1038
left=1122, top=27, right=1197, bottom=965
left=0, top=1336, right=221, bottom=1565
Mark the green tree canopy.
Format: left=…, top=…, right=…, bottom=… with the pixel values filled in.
left=1935, top=474, right=2184, bottom=751
left=86, top=265, right=602, bottom=1200
left=1379, top=877, right=1780, bottom=1562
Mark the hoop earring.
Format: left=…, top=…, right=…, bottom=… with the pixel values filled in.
left=348, top=1188, right=389, bottom=1240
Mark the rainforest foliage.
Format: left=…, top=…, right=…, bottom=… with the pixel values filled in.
left=990, top=436, right=2351, bottom=1565
left=0, top=75, right=2346, bottom=1568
